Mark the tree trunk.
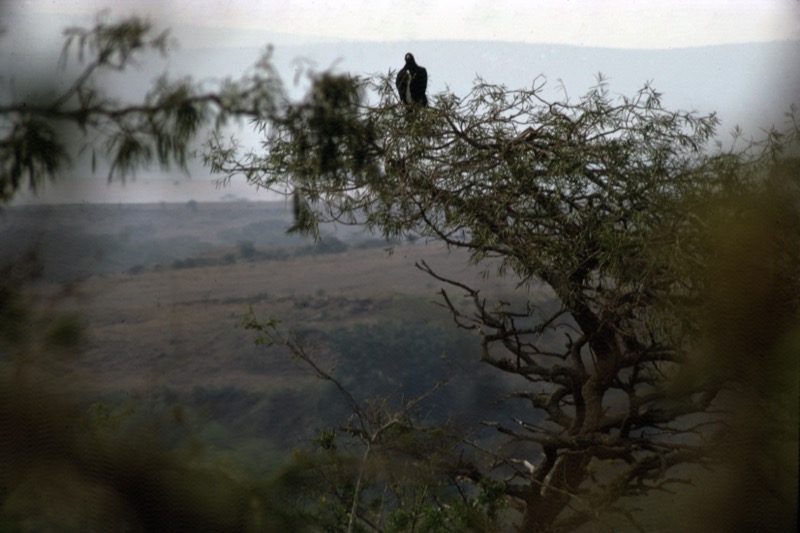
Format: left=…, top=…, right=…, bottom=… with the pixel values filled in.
left=521, top=453, right=590, bottom=532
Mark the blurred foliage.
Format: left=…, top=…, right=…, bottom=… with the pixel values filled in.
left=682, top=158, right=800, bottom=532
left=1, top=13, right=283, bottom=201
left=0, top=380, right=316, bottom=531
left=268, top=410, right=503, bottom=532
left=0, top=258, right=310, bottom=531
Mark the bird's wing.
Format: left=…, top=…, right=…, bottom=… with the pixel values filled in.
left=418, top=67, right=428, bottom=89
left=410, top=67, right=427, bottom=101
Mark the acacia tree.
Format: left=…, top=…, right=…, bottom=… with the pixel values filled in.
left=208, top=72, right=799, bottom=531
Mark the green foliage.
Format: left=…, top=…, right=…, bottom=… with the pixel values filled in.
left=43, top=313, right=86, bottom=353
left=1, top=378, right=316, bottom=531
left=1, top=14, right=285, bottom=201
left=83, top=401, right=137, bottom=434
left=0, top=117, right=68, bottom=202
left=271, top=423, right=500, bottom=533
left=0, top=253, right=84, bottom=361
left=0, top=265, right=32, bottom=349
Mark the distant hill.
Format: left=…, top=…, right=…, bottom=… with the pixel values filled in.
left=0, top=202, right=378, bottom=280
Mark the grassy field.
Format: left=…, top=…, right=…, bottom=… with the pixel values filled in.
left=49, top=240, right=518, bottom=391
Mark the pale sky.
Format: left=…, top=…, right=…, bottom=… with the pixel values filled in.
left=7, top=0, right=800, bottom=49
left=4, top=0, right=799, bottom=204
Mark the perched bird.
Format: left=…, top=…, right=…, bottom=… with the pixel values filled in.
left=396, top=53, right=428, bottom=106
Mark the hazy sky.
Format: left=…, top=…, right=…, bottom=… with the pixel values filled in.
left=4, top=0, right=799, bottom=204
left=9, top=0, right=800, bottom=49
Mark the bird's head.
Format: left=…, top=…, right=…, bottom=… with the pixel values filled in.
left=404, top=53, right=416, bottom=66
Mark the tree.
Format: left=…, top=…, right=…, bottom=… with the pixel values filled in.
left=209, top=71, right=800, bottom=530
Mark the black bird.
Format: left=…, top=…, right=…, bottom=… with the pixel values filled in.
left=396, top=53, right=428, bottom=106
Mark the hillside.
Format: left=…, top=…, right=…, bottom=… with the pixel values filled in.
left=2, top=201, right=552, bottom=471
